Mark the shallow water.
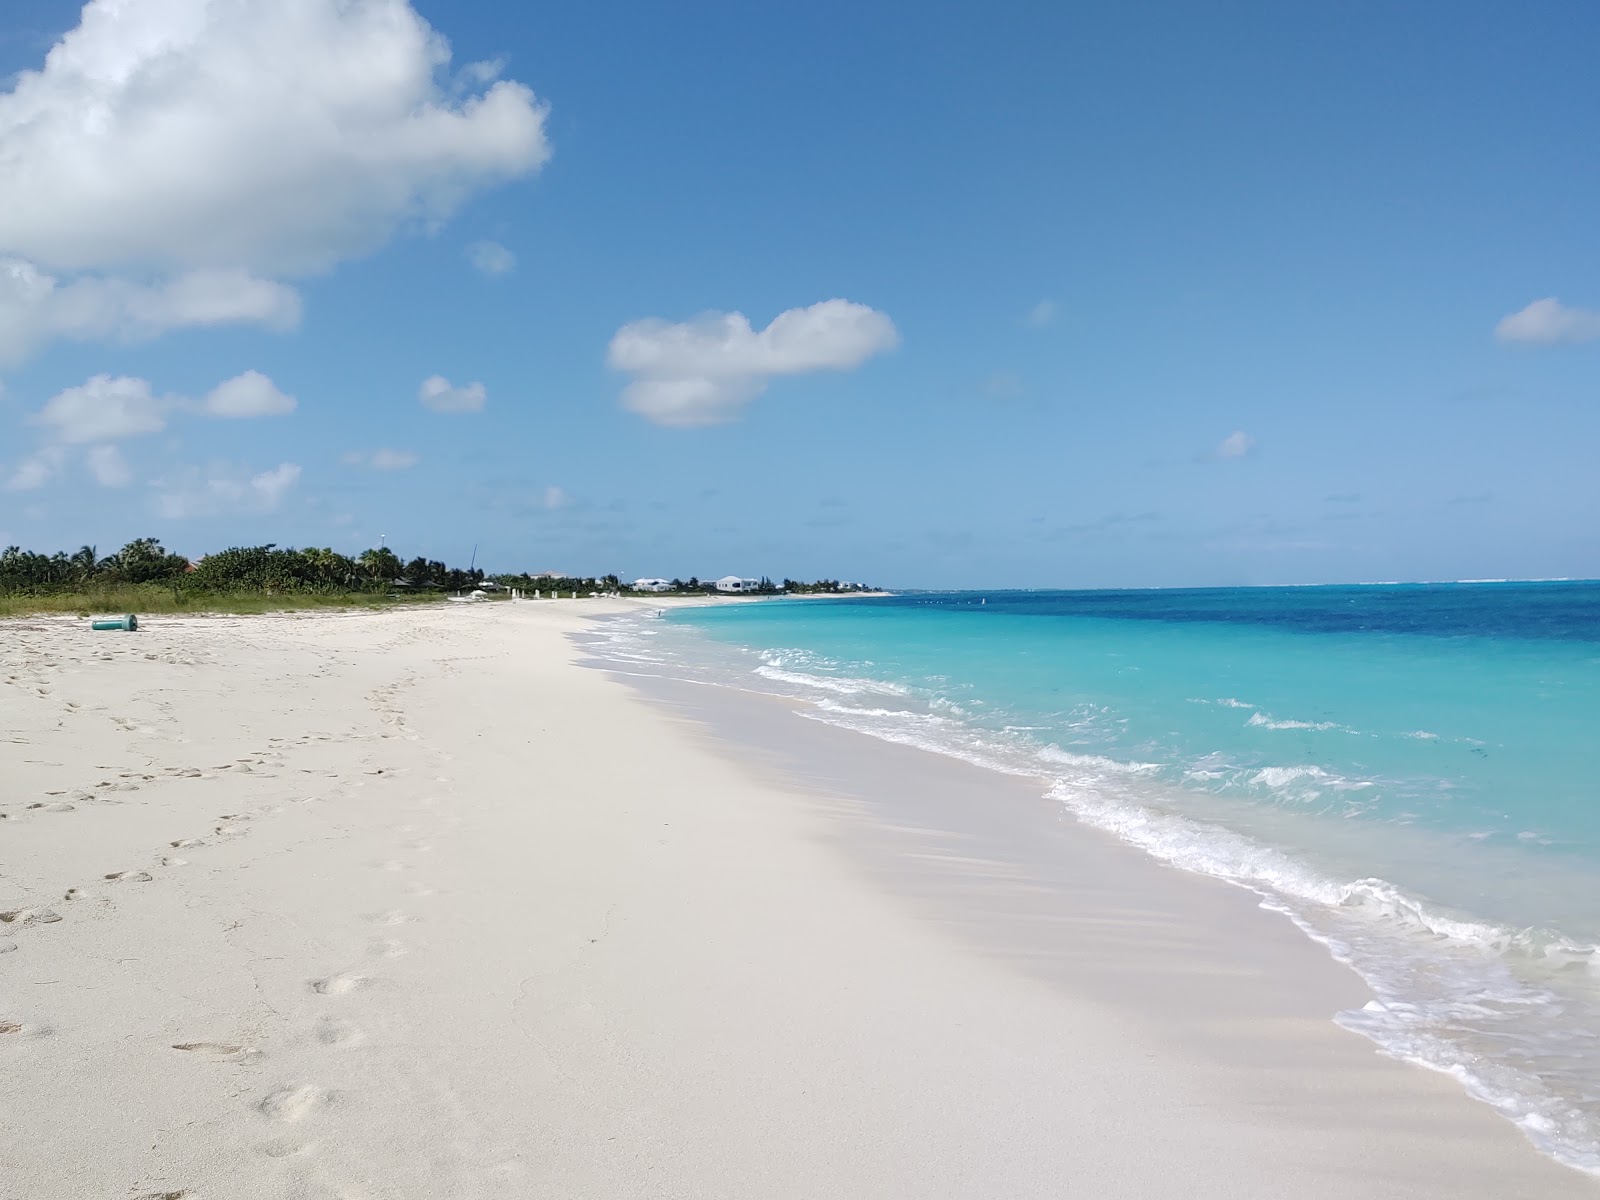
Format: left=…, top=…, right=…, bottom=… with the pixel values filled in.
left=588, top=583, right=1600, bottom=1175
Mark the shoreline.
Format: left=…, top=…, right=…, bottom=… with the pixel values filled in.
left=2, top=602, right=1592, bottom=1196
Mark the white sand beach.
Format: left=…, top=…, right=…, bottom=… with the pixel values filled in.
left=1, top=601, right=1592, bottom=1199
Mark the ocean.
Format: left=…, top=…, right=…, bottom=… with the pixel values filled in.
left=588, top=582, right=1600, bottom=1175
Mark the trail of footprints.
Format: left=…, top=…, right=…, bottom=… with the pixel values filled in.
left=4, top=625, right=464, bottom=1192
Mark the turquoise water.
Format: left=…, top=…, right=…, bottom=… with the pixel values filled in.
left=591, top=583, right=1600, bottom=1175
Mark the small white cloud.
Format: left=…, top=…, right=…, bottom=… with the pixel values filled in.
left=466, top=240, right=516, bottom=276
left=153, top=461, right=301, bottom=519
left=608, top=298, right=899, bottom=427
left=343, top=448, right=420, bottom=471
left=419, top=375, right=487, bottom=413
left=3, top=446, right=65, bottom=491
left=33, top=374, right=173, bottom=444
left=201, top=370, right=297, bottom=418
left=1213, top=431, right=1257, bottom=460
left=1494, top=297, right=1600, bottom=345
left=542, top=485, right=570, bottom=509
left=1025, top=300, right=1057, bottom=329
left=85, top=444, right=132, bottom=488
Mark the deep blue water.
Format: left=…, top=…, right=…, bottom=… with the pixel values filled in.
left=592, top=582, right=1600, bottom=1175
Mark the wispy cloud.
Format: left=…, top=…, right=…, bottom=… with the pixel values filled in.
left=1209, top=431, right=1257, bottom=460
left=343, top=448, right=420, bottom=471
left=3, top=446, right=65, bottom=491
left=1025, top=300, right=1056, bottom=329
left=85, top=444, right=132, bottom=487
left=152, top=461, right=301, bottom=518
left=982, top=371, right=1025, bottom=400
left=1495, top=298, right=1600, bottom=345
left=419, top=375, right=487, bottom=413
left=465, top=240, right=516, bottom=276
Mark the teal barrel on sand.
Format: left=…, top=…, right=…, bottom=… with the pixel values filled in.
left=91, top=615, right=138, bottom=631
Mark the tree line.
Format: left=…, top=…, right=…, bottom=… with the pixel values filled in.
left=0, top=539, right=491, bottom=596
left=0, top=539, right=872, bottom=599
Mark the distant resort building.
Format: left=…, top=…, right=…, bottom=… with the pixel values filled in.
left=632, top=578, right=673, bottom=593
left=715, top=576, right=762, bottom=593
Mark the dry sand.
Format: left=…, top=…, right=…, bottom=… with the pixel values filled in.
left=1, top=601, right=1593, bottom=1198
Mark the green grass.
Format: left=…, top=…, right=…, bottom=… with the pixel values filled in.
left=0, top=586, right=444, bottom=619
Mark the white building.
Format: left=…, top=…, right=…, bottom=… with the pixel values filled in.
left=632, top=578, right=673, bottom=593
left=715, top=576, right=762, bottom=593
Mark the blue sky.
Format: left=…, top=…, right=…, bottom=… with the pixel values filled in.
left=1, top=0, right=1597, bottom=588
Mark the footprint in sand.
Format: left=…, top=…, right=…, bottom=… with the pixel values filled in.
left=173, top=1041, right=261, bottom=1063
left=365, top=909, right=413, bottom=927
left=0, top=941, right=18, bottom=954
left=132, top=1190, right=192, bottom=1199
left=104, top=870, right=155, bottom=883
left=0, top=908, right=61, bottom=927
left=309, top=973, right=368, bottom=996
left=1, top=1019, right=53, bottom=1041
left=315, top=1016, right=364, bottom=1046
left=367, top=938, right=407, bottom=959
left=258, top=1084, right=330, bottom=1122
left=258, top=1135, right=316, bottom=1159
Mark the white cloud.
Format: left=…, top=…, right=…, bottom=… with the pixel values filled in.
left=542, top=485, right=570, bottom=509
left=607, top=299, right=899, bottom=427
left=0, top=0, right=548, bottom=361
left=0, top=0, right=550, bottom=277
left=0, top=260, right=300, bottom=366
left=419, top=375, right=487, bottom=413
left=3, top=446, right=65, bottom=491
left=201, top=370, right=296, bottom=418
left=85, top=444, right=133, bottom=488
left=343, top=447, right=420, bottom=470
left=33, top=374, right=173, bottom=443
left=1213, top=431, right=1257, bottom=460
left=466, top=240, right=516, bottom=276
left=153, top=461, right=301, bottom=519
left=1494, top=298, right=1600, bottom=345
left=1025, top=300, right=1057, bottom=328
left=28, top=369, right=297, bottom=446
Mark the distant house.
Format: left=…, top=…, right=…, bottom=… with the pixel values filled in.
left=714, top=576, right=762, bottom=593
left=632, top=578, right=672, bottom=593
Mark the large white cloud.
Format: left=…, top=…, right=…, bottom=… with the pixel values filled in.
left=153, top=461, right=302, bottom=518
left=0, top=0, right=550, bottom=275
left=0, top=0, right=549, bottom=361
left=1494, top=298, right=1600, bottom=345
left=607, top=299, right=899, bottom=427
